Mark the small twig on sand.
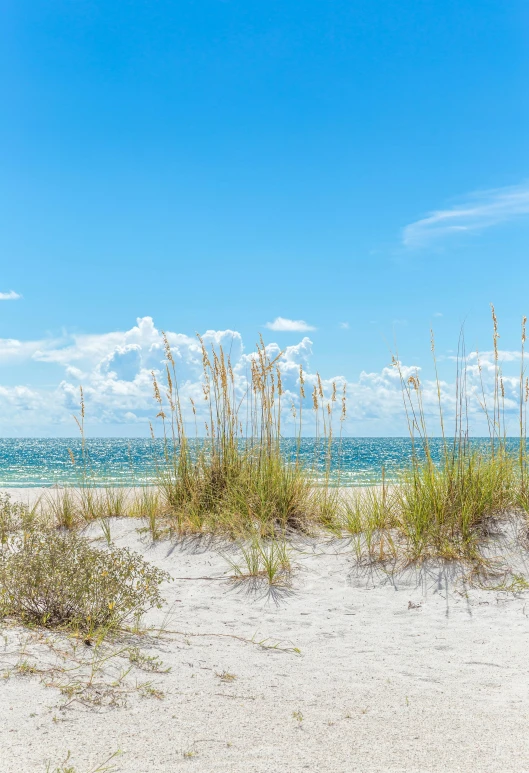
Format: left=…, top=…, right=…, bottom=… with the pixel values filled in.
left=149, top=628, right=301, bottom=654
left=171, top=576, right=226, bottom=580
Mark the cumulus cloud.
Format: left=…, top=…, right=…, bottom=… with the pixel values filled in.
left=0, top=290, right=21, bottom=301
left=0, top=316, right=525, bottom=436
left=403, top=182, right=529, bottom=247
left=0, top=318, right=248, bottom=432
left=265, top=316, right=316, bottom=332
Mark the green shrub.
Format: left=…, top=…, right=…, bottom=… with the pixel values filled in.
left=0, top=530, right=170, bottom=633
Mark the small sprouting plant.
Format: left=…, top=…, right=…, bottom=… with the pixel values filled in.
left=45, top=750, right=76, bottom=773
left=216, top=670, right=236, bottom=682
left=292, top=710, right=303, bottom=724
left=474, top=571, right=529, bottom=593
left=15, top=658, right=38, bottom=676
left=509, top=573, right=529, bottom=592
left=45, top=749, right=121, bottom=773
left=128, top=647, right=170, bottom=673
left=138, top=681, right=165, bottom=700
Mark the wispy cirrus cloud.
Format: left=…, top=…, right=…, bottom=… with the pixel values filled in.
left=0, top=290, right=22, bottom=300
left=265, top=316, right=316, bottom=332
left=402, top=182, right=529, bottom=247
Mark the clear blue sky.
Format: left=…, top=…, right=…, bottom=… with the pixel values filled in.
left=1, top=1, right=528, bottom=435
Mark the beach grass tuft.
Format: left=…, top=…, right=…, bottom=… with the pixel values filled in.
left=224, top=533, right=293, bottom=586
left=147, top=333, right=335, bottom=537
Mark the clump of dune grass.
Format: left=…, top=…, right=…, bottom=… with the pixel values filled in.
left=393, top=309, right=520, bottom=562
left=341, top=307, right=524, bottom=565
left=224, top=533, right=293, bottom=586
left=0, top=525, right=169, bottom=634
left=43, top=486, right=80, bottom=529
left=40, top=394, right=135, bottom=531
left=341, top=461, right=514, bottom=566
left=129, top=485, right=164, bottom=539
left=148, top=333, right=341, bottom=537
left=392, top=450, right=514, bottom=561
left=42, top=486, right=130, bottom=546
left=340, top=476, right=397, bottom=561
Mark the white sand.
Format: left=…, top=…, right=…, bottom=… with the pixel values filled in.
left=2, top=489, right=529, bottom=772
left=0, top=486, right=50, bottom=507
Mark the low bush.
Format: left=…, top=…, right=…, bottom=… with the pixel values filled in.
left=0, top=529, right=170, bottom=633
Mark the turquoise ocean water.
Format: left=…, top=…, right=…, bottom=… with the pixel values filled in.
left=0, top=438, right=519, bottom=487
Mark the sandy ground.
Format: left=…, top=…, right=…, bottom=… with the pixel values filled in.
left=2, top=489, right=529, bottom=772
left=0, top=486, right=136, bottom=509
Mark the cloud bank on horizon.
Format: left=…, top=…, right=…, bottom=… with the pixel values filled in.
left=403, top=182, right=529, bottom=247
left=0, top=316, right=524, bottom=437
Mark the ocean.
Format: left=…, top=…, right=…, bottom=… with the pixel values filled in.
left=0, top=437, right=517, bottom=487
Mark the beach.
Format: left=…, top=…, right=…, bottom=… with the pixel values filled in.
left=2, top=490, right=529, bottom=772
left=4, top=1, right=525, bottom=768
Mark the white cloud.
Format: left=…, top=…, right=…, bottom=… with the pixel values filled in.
left=339, top=322, right=350, bottom=329
left=433, top=312, right=443, bottom=317
left=0, top=316, right=526, bottom=436
left=265, top=316, right=316, bottom=332
left=30, top=317, right=243, bottom=372
left=0, top=336, right=66, bottom=363
left=0, top=385, right=43, bottom=410
left=403, top=182, right=529, bottom=247
left=0, top=290, right=21, bottom=301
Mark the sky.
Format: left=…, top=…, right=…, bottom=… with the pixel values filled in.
left=1, top=0, right=528, bottom=436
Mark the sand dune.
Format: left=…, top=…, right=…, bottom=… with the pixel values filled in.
left=2, top=493, right=529, bottom=772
